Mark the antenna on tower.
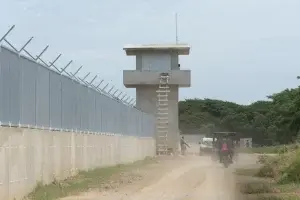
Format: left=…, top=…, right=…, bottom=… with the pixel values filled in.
left=175, top=12, right=178, bottom=44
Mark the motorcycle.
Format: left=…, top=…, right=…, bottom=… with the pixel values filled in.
left=220, top=150, right=232, bottom=168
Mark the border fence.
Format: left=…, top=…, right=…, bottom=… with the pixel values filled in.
left=0, top=25, right=155, bottom=137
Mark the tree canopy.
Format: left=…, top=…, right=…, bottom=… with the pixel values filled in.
left=179, top=86, right=300, bottom=145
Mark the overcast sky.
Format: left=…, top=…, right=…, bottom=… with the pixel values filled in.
left=1, top=0, right=300, bottom=105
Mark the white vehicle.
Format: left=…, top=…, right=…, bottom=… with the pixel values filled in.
left=199, top=137, right=214, bottom=155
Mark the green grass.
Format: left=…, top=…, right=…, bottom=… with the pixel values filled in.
left=240, top=182, right=300, bottom=200
left=238, top=180, right=300, bottom=195
left=238, top=144, right=300, bottom=155
left=25, top=157, right=156, bottom=200
left=246, top=194, right=300, bottom=200
left=235, top=168, right=261, bottom=177
left=236, top=149, right=300, bottom=200
left=238, top=146, right=282, bottom=154
left=236, top=171, right=300, bottom=200
left=239, top=181, right=274, bottom=194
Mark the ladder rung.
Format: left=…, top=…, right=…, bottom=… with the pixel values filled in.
left=157, top=116, right=168, bottom=119
left=157, top=117, right=168, bottom=119
left=157, top=121, right=168, bottom=124
left=158, top=108, right=168, bottom=111
left=158, top=104, right=168, bottom=106
left=157, top=110, right=168, bottom=113
left=159, top=86, right=169, bottom=89
left=157, top=122, right=168, bottom=125
left=156, top=117, right=169, bottom=123
left=157, top=112, right=168, bottom=115
left=158, top=99, right=168, bottom=102
left=156, top=90, right=170, bottom=93
left=158, top=95, right=168, bottom=97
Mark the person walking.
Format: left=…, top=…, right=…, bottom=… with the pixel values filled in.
left=180, top=136, right=190, bottom=155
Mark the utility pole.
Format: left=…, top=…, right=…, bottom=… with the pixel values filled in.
left=175, top=13, right=178, bottom=44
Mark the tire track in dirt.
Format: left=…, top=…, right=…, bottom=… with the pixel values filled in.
left=61, top=155, right=256, bottom=200
left=98, top=161, right=205, bottom=200
left=185, top=167, right=238, bottom=200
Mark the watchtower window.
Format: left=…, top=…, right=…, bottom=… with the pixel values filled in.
left=141, top=54, right=171, bottom=71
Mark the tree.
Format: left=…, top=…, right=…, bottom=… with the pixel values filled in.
left=179, top=87, right=300, bottom=145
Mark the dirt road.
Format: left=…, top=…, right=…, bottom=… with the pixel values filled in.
left=62, top=154, right=257, bottom=200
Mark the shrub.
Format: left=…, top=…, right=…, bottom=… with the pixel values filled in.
left=277, top=150, right=300, bottom=184
left=257, top=154, right=271, bottom=164
left=257, top=164, right=276, bottom=178
left=256, top=147, right=300, bottom=184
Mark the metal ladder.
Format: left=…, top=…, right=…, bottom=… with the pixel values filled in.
left=156, top=73, right=170, bottom=155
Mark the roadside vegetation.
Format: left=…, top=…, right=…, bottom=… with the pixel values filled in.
left=236, top=145, right=300, bottom=199
left=25, top=157, right=156, bottom=200
left=179, top=86, right=300, bottom=146
left=238, top=144, right=300, bottom=154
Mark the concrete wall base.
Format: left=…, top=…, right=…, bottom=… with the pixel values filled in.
left=0, top=127, right=155, bottom=200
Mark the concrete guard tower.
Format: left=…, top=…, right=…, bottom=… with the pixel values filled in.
left=123, top=44, right=191, bottom=154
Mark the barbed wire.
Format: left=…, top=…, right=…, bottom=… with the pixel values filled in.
left=0, top=25, right=136, bottom=107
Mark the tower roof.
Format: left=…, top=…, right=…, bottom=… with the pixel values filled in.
left=123, top=44, right=190, bottom=56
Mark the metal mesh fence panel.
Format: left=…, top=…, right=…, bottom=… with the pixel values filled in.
left=36, top=63, right=50, bottom=127
left=0, top=46, right=155, bottom=137
left=49, top=70, right=62, bottom=129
